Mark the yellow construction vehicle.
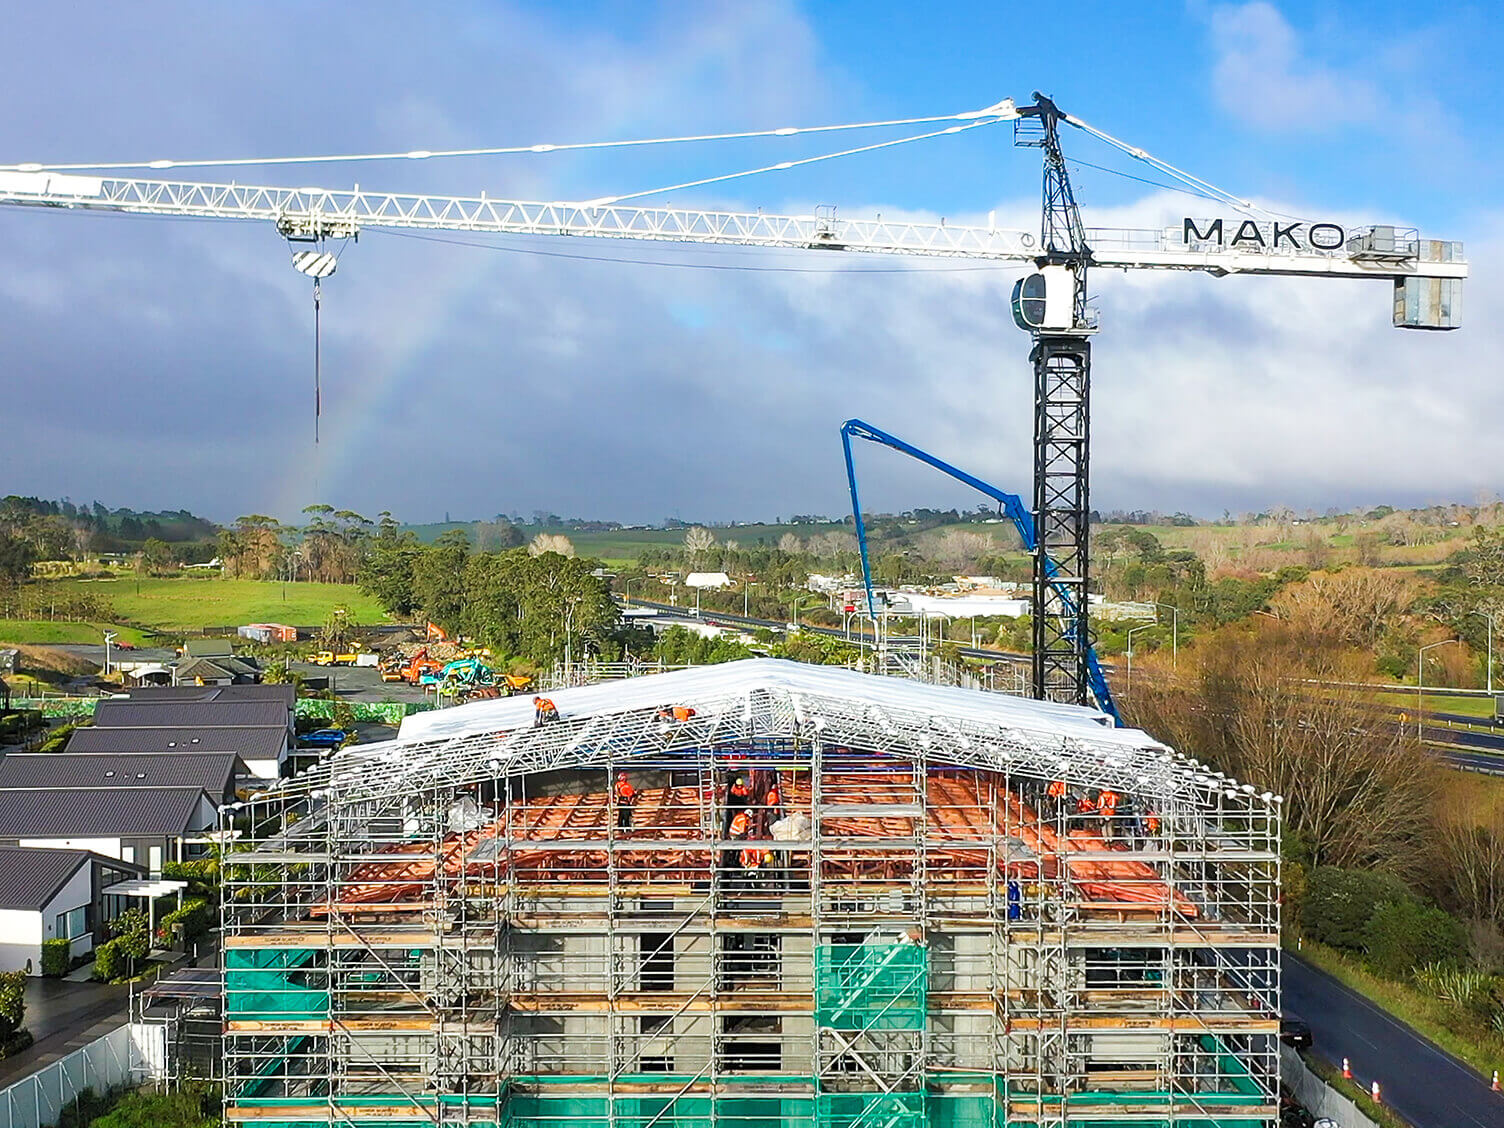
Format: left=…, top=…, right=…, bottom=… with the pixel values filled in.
left=501, top=673, right=534, bottom=695
left=309, top=650, right=359, bottom=667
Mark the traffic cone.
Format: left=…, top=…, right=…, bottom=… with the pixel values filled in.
left=1371, top=1081, right=1381, bottom=1104
left=1492, top=1069, right=1499, bottom=1092
left=1342, top=1057, right=1351, bottom=1079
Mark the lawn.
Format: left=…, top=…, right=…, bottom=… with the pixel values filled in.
left=51, top=576, right=391, bottom=631
left=0, top=620, right=152, bottom=647
left=1371, top=689, right=1497, bottom=719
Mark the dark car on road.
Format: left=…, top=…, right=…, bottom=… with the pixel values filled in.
left=299, top=728, right=349, bottom=748
left=1279, top=1017, right=1313, bottom=1050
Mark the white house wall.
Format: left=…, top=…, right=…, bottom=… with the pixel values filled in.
left=0, top=908, right=43, bottom=975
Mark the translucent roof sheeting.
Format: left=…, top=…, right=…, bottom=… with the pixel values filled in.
left=255, top=661, right=1273, bottom=817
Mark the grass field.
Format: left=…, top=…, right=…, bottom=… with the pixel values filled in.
left=1371, top=689, right=1497, bottom=718
left=51, top=576, right=391, bottom=631
left=0, top=620, right=152, bottom=647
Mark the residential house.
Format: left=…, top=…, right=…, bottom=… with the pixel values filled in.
left=0, top=787, right=218, bottom=873
left=0, top=846, right=145, bottom=974
left=89, top=684, right=294, bottom=777
left=0, top=752, right=247, bottom=805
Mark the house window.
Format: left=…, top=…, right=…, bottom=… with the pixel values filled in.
left=54, top=906, right=87, bottom=940
left=121, top=846, right=136, bottom=864
left=148, top=845, right=163, bottom=874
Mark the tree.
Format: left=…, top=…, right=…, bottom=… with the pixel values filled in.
left=1271, top=568, right=1413, bottom=648
left=528, top=533, right=575, bottom=558
left=1128, top=624, right=1440, bottom=881
left=0, top=529, right=36, bottom=585
left=359, top=513, right=423, bottom=616
left=317, top=607, right=358, bottom=651
left=220, top=515, right=283, bottom=579
left=141, top=537, right=173, bottom=575
left=413, top=529, right=471, bottom=631
left=684, top=526, right=716, bottom=562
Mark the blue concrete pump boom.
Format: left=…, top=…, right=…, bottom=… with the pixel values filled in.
left=840, top=418, right=1123, bottom=725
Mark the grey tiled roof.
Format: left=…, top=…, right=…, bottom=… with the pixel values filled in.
left=0, top=787, right=211, bottom=838
left=0, top=846, right=91, bottom=910
left=93, top=698, right=290, bottom=730
left=0, top=752, right=244, bottom=793
left=66, top=725, right=287, bottom=761
left=117, top=684, right=294, bottom=706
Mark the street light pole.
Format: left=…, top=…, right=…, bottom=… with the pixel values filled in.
left=1126, top=625, right=1153, bottom=697
left=103, top=630, right=117, bottom=677
left=1153, top=602, right=1179, bottom=667
left=1472, top=611, right=1495, bottom=695
left=1418, top=638, right=1461, bottom=741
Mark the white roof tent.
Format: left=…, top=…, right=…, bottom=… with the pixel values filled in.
left=261, top=660, right=1276, bottom=819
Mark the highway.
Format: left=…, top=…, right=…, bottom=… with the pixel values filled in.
left=1283, top=953, right=1501, bottom=1128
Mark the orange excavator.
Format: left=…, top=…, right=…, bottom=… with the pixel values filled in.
left=400, top=647, right=443, bottom=685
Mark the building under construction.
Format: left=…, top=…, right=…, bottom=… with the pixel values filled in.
left=222, top=659, right=1281, bottom=1128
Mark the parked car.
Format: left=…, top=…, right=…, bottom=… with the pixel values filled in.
left=299, top=728, right=349, bottom=748
left=1279, top=1017, right=1313, bottom=1050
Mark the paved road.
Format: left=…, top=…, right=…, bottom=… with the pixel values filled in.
left=1283, top=953, right=1502, bottom=1128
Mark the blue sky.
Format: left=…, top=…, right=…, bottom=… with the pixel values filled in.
left=1, top=1, right=1500, bottom=525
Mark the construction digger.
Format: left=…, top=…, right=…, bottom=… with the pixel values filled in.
left=398, top=647, right=443, bottom=685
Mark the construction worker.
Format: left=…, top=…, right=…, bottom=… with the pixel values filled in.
left=1045, top=779, right=1067, bottom=818
left=532, top=696, right=559, bottom=727
left=729, top=809, right=751, bottom=839
left=1098, top=788, right=1119, bottom=840
left=671, top=705, right=696, bottom=722
left=1073, top=790, right=1097, bottom=832
left=765, top=780, right=782, bottom=819
left=1142, top=810, right=1161, bottom=848
left=723, top=774, right=751, bottom=837
left=615, top=771, right=637, bottom=830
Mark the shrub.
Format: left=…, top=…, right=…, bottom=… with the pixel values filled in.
left=110, top=907, right=150, bottom=960
left=93, top=938, right=124, bottom=981
left=0, top=970, right=25, bottom=1038
left=1366, top=899, right=1466, bottom=978
left=157, top=898, right=212, bottom=947
left=42, top=937, right=72, bottom=978
left=1302, top=866, right=1414, bottom=951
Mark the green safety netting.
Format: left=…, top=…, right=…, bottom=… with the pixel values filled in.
left=814, top=942, right=928, bottom=1031
left=226, top=948, right=328, bottom=1018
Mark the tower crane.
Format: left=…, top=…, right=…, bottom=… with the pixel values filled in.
left=0, top=94, right=1467, bottom=713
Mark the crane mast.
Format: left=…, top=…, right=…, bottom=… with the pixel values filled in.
left=1014, top=94, right=1097, bottom=707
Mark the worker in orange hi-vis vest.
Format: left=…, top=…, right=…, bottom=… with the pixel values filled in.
left=1045, top=779, right=1066, bottom=818
left=532, top=696, right=559, bottom=727
left=615, top=772, right=637, bottom=830
left=1097, top=788, right=1119, bottom=840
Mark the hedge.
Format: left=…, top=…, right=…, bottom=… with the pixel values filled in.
left=42, top=937, right=72, bottom=978
left=93, top=938, right=125, bottom=981
left=156, top=898, right=212, bottom=947
left=0, top=969, right=25, bottom=1037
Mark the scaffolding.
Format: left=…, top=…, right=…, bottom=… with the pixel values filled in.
left=221, top=659, right=1280, bottom=1128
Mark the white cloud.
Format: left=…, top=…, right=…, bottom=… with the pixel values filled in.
left=1205, top=2, right=1384, bottom=130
